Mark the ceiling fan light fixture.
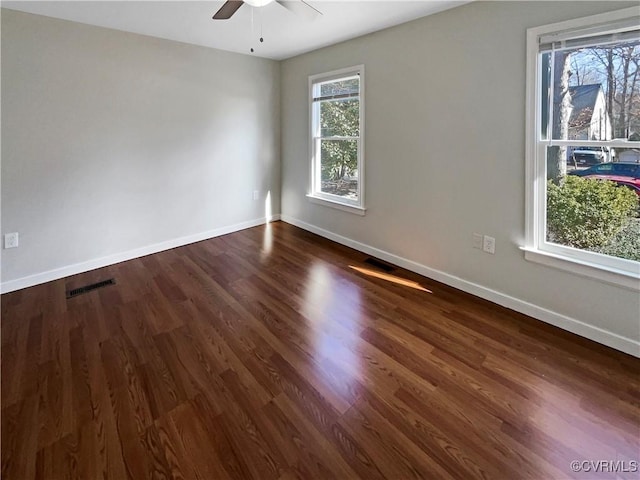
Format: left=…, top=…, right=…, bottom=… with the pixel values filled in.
left=243, top=0, right=275, bottom=7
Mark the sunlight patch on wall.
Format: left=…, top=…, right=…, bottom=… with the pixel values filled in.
left=265, top=190, right=273, bottom=222
left=261, top=190, right=274, bottom=261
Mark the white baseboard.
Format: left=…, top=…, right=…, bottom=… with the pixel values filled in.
left=0, top=214, right=281, bottom=294
left=280, top=214, right=640, bottom=358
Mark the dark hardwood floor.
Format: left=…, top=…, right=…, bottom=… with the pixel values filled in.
left=2, top=221, right=639, bottom=479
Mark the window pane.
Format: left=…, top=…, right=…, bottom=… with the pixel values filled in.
left=542, top=40, right=640, bottom=142
left=320, top=78, right=359, bottom=98
left=545, top=146, right=640, bottom=262
left=320, top=99, right=359, bottom=137
left=566, top=146, right=612, bottom=168
left=320, top=139, right=358, bottom=200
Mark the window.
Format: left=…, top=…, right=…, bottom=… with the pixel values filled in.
left=525, top=8, right=640, bottom=289
left=309, top=65, right=365, bottom=215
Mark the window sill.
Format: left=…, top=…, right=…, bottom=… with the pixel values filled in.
left=306, top=195, right=366, bottom=216
left=521, top=246, right=640, bottom=291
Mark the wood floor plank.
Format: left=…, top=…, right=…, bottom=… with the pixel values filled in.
left=340, top=397, right=456, bottom=480
left=80, top=317, right=130, bottom=480
left=1, top=394, right=40, bottom=480
left=2, top=221, right=638, bottom=480
left=261, top=397, right=338, bottom=479
left=271, top=391, right=359, bottom=479
left=1, top=314, right=32, bottom=407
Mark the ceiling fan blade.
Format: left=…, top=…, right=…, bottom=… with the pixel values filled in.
left=277, top=0, right=322, bottom=20
left=213, top=1, right=244, bottom=20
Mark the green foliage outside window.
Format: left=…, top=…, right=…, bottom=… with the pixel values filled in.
left=546, top=176, right=638, bottom=255
left=596, top=218, right=640, bottom=261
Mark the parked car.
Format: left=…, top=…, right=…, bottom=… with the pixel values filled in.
left=567, top=146, right=611, bottom=166
left=579, top=175, right=640, bottom=197
left=568, top=162, right=640, bottom=179
left=568, top=163, right=640, bottom=197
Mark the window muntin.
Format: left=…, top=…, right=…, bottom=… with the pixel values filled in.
left=310, top=66, right=364, bottom=211
left=526, top=8, right=640, bottom=284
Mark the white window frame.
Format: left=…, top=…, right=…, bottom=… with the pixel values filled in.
left=308, top=65, right=366, bottom=216
left=524, top=7, right=640, bottom=291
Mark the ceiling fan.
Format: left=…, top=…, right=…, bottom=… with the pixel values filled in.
left=212, top=0, right=321, bottom=21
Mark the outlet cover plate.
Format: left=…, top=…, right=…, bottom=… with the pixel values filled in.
left=483, top=235, right=495, bottom=254
left=4, top=232, right=19, bottom=249
left=473, top=233, right=483, bottom=249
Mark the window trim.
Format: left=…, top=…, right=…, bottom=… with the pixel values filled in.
left=524, top=7, right=640, bottom=291
left=308, top=65, right=365, bottom=214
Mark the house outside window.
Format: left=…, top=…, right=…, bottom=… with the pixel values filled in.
left=308, top=65, right=365, bottom=215
left=567, top=84, right=611, bottom=141
left=525, top=8, right=640, bottom=289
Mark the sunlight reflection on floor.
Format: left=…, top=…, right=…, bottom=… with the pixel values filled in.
left=303, top=263, right=363, bottom=389
left=261, top=224, right=273, bottom=260
left=261, top=191, right=273, bottom=261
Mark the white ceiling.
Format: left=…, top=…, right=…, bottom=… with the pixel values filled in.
left=1, top=1, right=469, bottom=60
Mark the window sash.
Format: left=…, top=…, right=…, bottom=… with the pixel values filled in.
left=539, top=52, right=640, bottom=145
left=312, top=74, right=359, bottom=101
left=309, top=65, right=365, bottom=210
left=541, top=140, right=639, bottom=148
left=526, top=7, right=640, bottom=285
left=313, top=92, right=359, bottom=103
left=314, top=136, right=360, bottom=141
left=537, top=12, right=640, bottom=143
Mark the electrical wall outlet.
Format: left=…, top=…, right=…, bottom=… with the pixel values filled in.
left=473, top=233, right=483, bottom=249
left=253, top=190, right=260, bottom=201
left=482, top=235, right=496, bottom=254
left=4, top=232, right=19, bottom=249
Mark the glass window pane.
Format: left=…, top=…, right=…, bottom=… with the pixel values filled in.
left=320, top=139, right=358, bottom=200
left=544, top=40, right=640, bottom=142
left=320, top=77, right=359, bottom=98
left=319, top=99, right=359, bottom=137
left=545, top=146, right=640, bottom=262
left=566, top=146, right=612, bottom=168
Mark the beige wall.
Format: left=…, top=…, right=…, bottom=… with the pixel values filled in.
left=1, top=9, right=281, bottom=287
left=280, top=1, right=639, bottom=354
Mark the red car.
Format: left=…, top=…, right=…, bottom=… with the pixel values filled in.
left=582, top=174, right=640, bottom=197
